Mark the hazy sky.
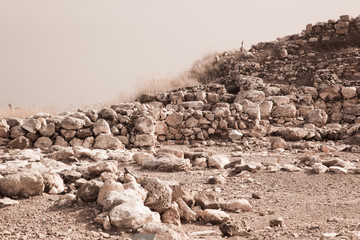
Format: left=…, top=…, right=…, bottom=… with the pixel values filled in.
left=0, top=0, right=359, bottom=110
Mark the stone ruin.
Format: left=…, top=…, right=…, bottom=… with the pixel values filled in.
left=0, top=14, right=360, bottom=239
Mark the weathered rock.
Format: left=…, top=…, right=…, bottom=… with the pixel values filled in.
left=0, top=197, right=19, bottom=208
left=271, top=137, right=287, bottom=149
left=9, top=125, right=26, bottom=139
left=61, top=117, right=85, bottom=130
left=34, top=137, right=53, bottom=150
left=165, top=112, right=183, bottom=128
left=269, top=217, right=284, bottom=227
left=208, top=155, right=229, bottom=169
left=312, top=163, right=328, bottom=174
left=59, top=169, right=82, bottom=183
left=279, top=48, right=288, bottom=59
left=272, top=104, right=297, bottom=118
left=200, top=209, right=230, bottom=225
left=133, top=134, right=156, bottom=147
left=0, top=119, right=10, bottom=138
left=76, top=128, right=93, bottom=139
left=319, top=85, right=341, bottom=101
left=221, top=199, right=252, bottom=212
left=195, top=192, right=222, bottom=209
left=228, top=130, right=243, bottom=141
left=260, top=101, right=273, bottom=118
left=87, top=161, right=118, bottom=177
left=42, top=173, right=65, bottom=194
left=140, top=155, right=191, bottom=172
left=307, top=109, right=328, bottom=127
left=278, top=127, right=311, bottom=141
left=161, top=202, right=181, bottom=226
left=141, top=177, right=172, bottom=213
left=100, top=108, right=118, bottom=121
left=155, top=121, right=168, bottom=135
left=328, top=166, right=347, bottom=174
left=135, top=116, right=155, bottom=134
left=22, top=118, right=42, bottom=134
left=92, top=119, right=111, bottom=136
left=0, top=172, right=44, bottom=198
left=157, top=148, right=184, bottom=159
left=139, top=223, right=189, bottom=240
left=49, top=146, right=74, bottom=161
left=176, top=198, right=197, bottom=223
left=341, top=86, right=358, bottom=99
left=76, top=180, right=103, bottom=202
left=219, top=221, right=250, bottom=237
left=93, top=134, right=123, bottom=149
left=39, top=123, right=55, bottom=137
left=7, top=136, right=30, bottom=149
left=101, top=187, right=146, bottom=211
left=54, top=136, right=69, bottom=147
left=109, top=201, right=161, bottom=229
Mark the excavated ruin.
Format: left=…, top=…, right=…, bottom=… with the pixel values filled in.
left=0, top=14, right=360, bottom=240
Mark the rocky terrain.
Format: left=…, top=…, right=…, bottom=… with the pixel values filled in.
left=0, top=15, right=360, bottom=240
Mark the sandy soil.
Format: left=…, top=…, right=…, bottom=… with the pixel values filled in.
left=1, top=144, right=360, bottom=240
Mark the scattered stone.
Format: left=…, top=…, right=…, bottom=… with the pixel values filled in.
left=208, top=155, right=229, bottom=169
left=195, top=192, right=222, bottom=209
left=200, top=209, right=230, bottom=224
left=0, top=197, right=19, bottom=208
left=221, top=199, right=253, bottom=212
left=219, top=221, right=251, bottom=237
left=176, top=198, right=196, bottom=223
left=269, top=217, right=284, bottom=227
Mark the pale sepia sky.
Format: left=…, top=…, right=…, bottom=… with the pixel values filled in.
left=0, top=0, right=359, bottom=110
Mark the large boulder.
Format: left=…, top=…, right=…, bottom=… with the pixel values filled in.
left=109, top=201, right=161, bottom=230
left=141, top=177, right=172, bottom=213
left=93, top=134, right=123, bottom=149
left=0, top=172, right=44, bottom=198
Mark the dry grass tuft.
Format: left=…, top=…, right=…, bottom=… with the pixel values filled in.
left=0, top=52, right=219, bottom=119
left=0, top=105, right=60, bottom=119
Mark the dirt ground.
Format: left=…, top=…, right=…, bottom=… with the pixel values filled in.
left=0, top=143, right=360, bottom=240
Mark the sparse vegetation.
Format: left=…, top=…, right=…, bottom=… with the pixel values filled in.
left=0, top=105, right=60, bottom=119
left=0, top=52, right=220, bottom=119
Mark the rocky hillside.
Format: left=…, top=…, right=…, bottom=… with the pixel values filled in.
left=0, top=14, right=360, bottom=240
